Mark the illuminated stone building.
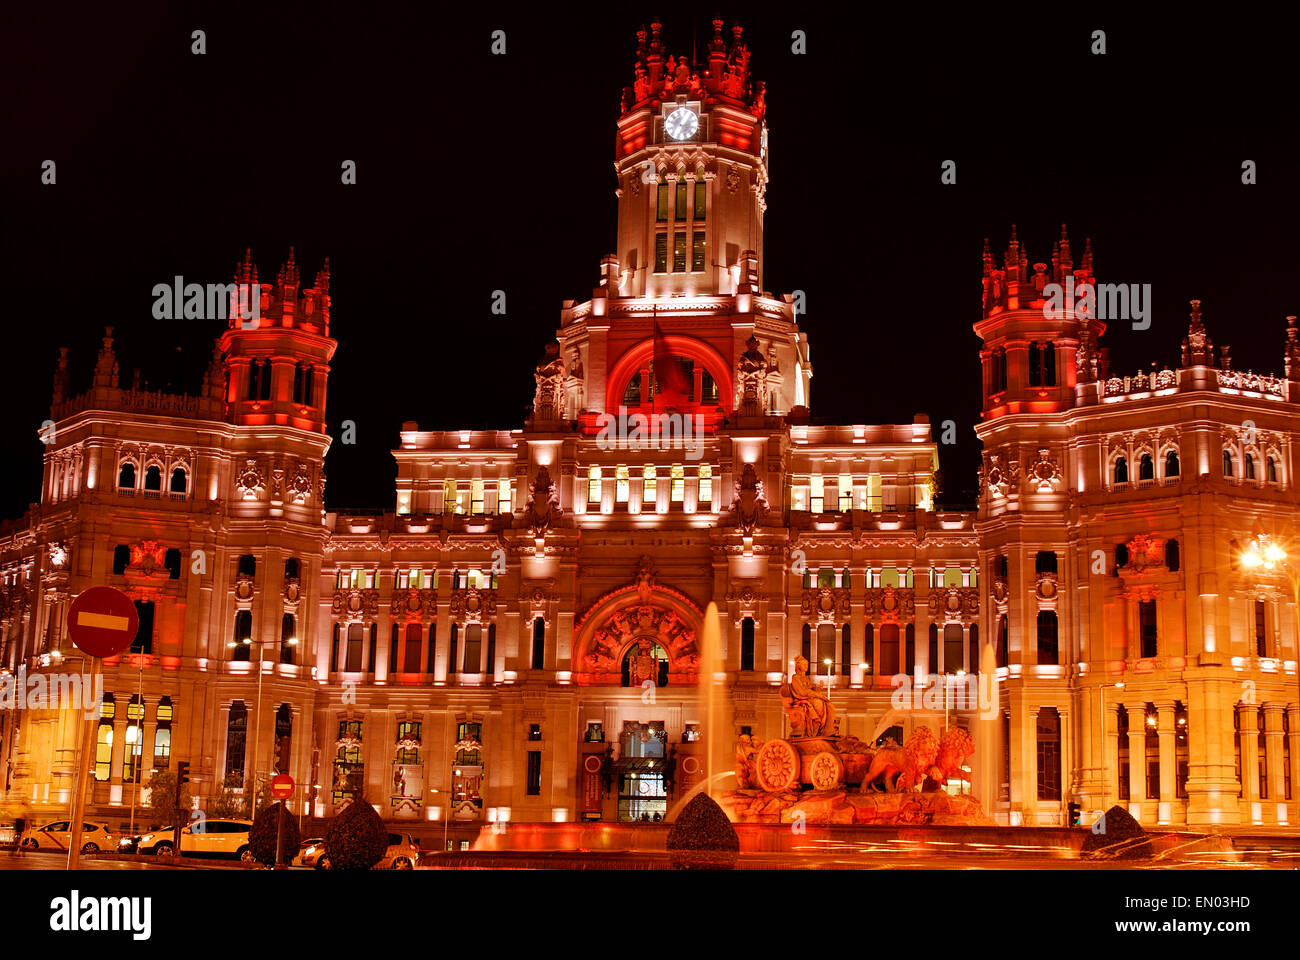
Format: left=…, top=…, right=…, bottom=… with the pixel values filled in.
left=1, top=20, right=1296, bottom=838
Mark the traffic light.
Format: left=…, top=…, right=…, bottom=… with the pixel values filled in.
left=274, top=736, right=289, bottom=774
left=175, top=761, right=190, bottom=803
left=1068, top=801, right=1082, bottom=827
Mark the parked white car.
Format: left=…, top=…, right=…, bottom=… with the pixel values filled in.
left=137, top=818, right=255, bottom=860
left=19, top=820, right=117, bottom=854
left=312, top=832, right=421, bottom=870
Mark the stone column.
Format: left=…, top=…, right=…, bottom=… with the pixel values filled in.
left=1125, top=701, right=1146, bottom=816
left=1239, top=705, right=1260, bottom=806
left=1288, top=705, right=1300, bottom=820
left=1156, top=700, right=1176, bottom=823
left=1264, top=703, right=1286, bottom=815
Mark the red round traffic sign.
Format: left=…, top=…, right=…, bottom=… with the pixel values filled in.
left=67, top=586, right=139, bottom=659
left=271, top=774, right=295, bottom=800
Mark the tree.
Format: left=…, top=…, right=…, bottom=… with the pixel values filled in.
left=208, top=773, right=249, bottom=819
left=249, top=801, right=300, bottom=866
left=145, top=768, right=190, bottom=830
left=323, top=796, right=388, bottom=870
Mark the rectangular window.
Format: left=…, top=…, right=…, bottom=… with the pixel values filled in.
left=643, top=465, right=657, bottom=503
left=670, top=465, right=685, bottom=502
left=1037, top=707, right=1062, bottom=801
left=404, top=623, right=423, bottom=673
left=675, top=182, right=687, bottom=220
left=656, top=183, right=668, bottom=221
left=498, top=478, right=512, bottom=514
left=838, top=474, right=852, bottom=512
left=526, top=751, right=542, bottom=796
left=463, top=624, right=483, bottom=674
left=588, top=466, right=601, bottom=505
left=654, top=234, right=667, bottom=273
left=693, top=180, right=706, bottom=218
left=809, top=474, right=824, bottom=513
left=866, top=473, right=883, bottom=512
left=1254, top=600, right=1267, bottom=656
left=616, top=465, right=629, bottom=503
left=691, top=232, right=706, bottom=271
left=470, top=478, right=484, bottom=515
left=1138, top=600, right=1157, bottom=658
left=791, top=485, right=808, bottom=511
left=673, top=233, right=686, bottom=272
left=697, top=465, right=712, bottom=505
left=346, top=623, right=364, bottom=672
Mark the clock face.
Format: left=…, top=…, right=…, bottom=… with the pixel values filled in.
left=665, top=107, right=699, bottom=141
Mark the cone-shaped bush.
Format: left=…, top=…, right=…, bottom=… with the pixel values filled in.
left=666, top=793, right=739, bottom=869
left=324, top=797, right=389, bottom=871
left=249, top=801, right=300, bottom=866
left=1081, top=804, right=1153, bottom=860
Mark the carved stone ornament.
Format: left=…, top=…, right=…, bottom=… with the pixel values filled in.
left=48, top=542, right=69, bottom=568
left=1029, top=448, right=1061, bottom=491
left=734, top=336, right=770, bottom=414
left=863, top=587, right=915, bottom=620
left=730, top=462, right=770, bottom=534
left=801, top=587, right=851, bottom=623
left=991, top=579, right=1009, bottom=605
left=523, top=467, right=561, bottom=537
left=236, top=459, right=264, bottom=499
left=289, top=464, right=312, bottom=505
left=1035, top=573, right=1058, bottom=601
left=332, top=588, right=380, bottom=621
left=927, top=586, right=979, bottom=621
left=532, top=342, right=568, bottom=420
left=450, top=587, right=497, bottom=623
left=1121, top=534, right=1167, bottom=574
left=391, top=588, right=435, bottom=617
left=128, top=540, right=167, bottom=577
left=284, top=577, right=302, bottom=606
left=984, top=454, right=1009, bottom=498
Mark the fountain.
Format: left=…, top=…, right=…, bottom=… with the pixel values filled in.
left=718, top=658, right=995, bottom=826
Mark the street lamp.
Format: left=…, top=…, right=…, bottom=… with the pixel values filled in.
left=1099, top=680, right=1124, bottom=815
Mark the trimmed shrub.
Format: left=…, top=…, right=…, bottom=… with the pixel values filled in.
left=1081, top=804, right=1153, bottom=860
left=249, top=801, right=300, bottom=866
left=666, top=793, right=739, bottom=870
left=323, top=797, right=389, bottom=871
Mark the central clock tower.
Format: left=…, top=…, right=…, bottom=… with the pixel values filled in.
left=613, top=17, right=769, bottom=299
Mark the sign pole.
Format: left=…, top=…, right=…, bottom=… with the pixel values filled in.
left=66, top=656, right=102, bottom=871
left=63, top=585, right=141, bottom=870
left=275, top=801, right=285, bottom=868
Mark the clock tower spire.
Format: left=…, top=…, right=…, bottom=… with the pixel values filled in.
left=613, top=18, right=768, bottom=298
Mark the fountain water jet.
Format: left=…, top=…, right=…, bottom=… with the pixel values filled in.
left=700, top=602, right=734, bottom=801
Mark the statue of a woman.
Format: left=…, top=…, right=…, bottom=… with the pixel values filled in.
left=779, top=655, right=836, bottom=737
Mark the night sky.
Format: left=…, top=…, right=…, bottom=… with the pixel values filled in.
left=5, top=3, right=1299, bottom=516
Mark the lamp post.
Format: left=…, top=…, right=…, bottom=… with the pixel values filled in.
left=1099, top=680, right=1124, bottom=815
left=128, top=649, right=144, bottom=836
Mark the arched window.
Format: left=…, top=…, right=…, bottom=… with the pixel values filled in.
left=131, top=600, right=154, bottom=654
left=1138, top=600, right=1157, bottom=658
left=463, top=624, right=483, bottom=674
left=113, top=544, right=131, bottom=575
left=284, top=557, right=300, bottom=580
left=1114, top=456, right=1128, bottom=484
left=862, top=623, right=874, bottom=676
left=280, top=613, right=296, bottom=664
left=904, top=624, right=915, bottom=674
left=1267, top=456, right=1279, bottom=483
left=448, top=623, right=459, bottom=675
left=927, top=622, right=939, bottom=673
left=943, top=623, right=964, bottom=674
left=968, top=623, right=979, bottom=674
left=1165, top=539, right=1180, bottom=571
left=118, top=462, right=136, bottom=489
left=1115, top=543, right=1129, bottom=572
left=144, top=464, right=162, bottom=491
left=427, top=623, right=437, bottom=673
left=531, top=617, right=545, bottom=670
left=801, top=623, right=812, bottom=662
left=164, top=547, right=181, bottom=579
left=879, top=624, right=900, bottom=675
left=274, top=703, right=292, bottom=774
left=169, top=467, right=187, bottom=494
left=1035, top=551, right=1058, bottom=575
left=1028, top=340, right=1042, bottom=386
left=1036, top=611, right=1058, bottom=665
left=344, top=623, right=364, bottom=672
left=154, top=697, right=172, bottom=763
left=225, top=701, right=247, bottom=778
left=1245, top=454, right=1256, bottom=480
left=1138, top=454, right=1154, bottom=481
left=997, top=614, right=1009, bottom=667
left=841, top=623, right=852, bottom=674
left=95, top=695, right=116, bottom=781
left=619, top=642, right=669, bottom=687
left=840, top=568, right=851, bottom=589
left=237, top=554, right=256, bottom=578
left=1223, top=449, right=1234, bottom=477
left=232, top=610, right=252, bottom=660
left=1036, top=707, right=1061, bottom=800
left=1165, top=450, right=1180, bottom=477
left=403, top=623, right=423, bottom=673
left=816, top=622, right=835, bottom=676
left=1043, top=341, right=1057, bottom=386
left=740, top=617, right=755, bottom=672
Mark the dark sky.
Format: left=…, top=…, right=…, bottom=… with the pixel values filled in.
left=5, top=3, right=1299, bottom=515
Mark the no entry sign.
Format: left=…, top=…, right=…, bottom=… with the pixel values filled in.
left=271, top=774, right=295, bottom=800
left=67, top=586, right=139, bottom=659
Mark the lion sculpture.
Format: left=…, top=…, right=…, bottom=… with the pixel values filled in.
left=924, top=726, right=975, bottom=792
left=860, top=726, right=939, bottom=793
